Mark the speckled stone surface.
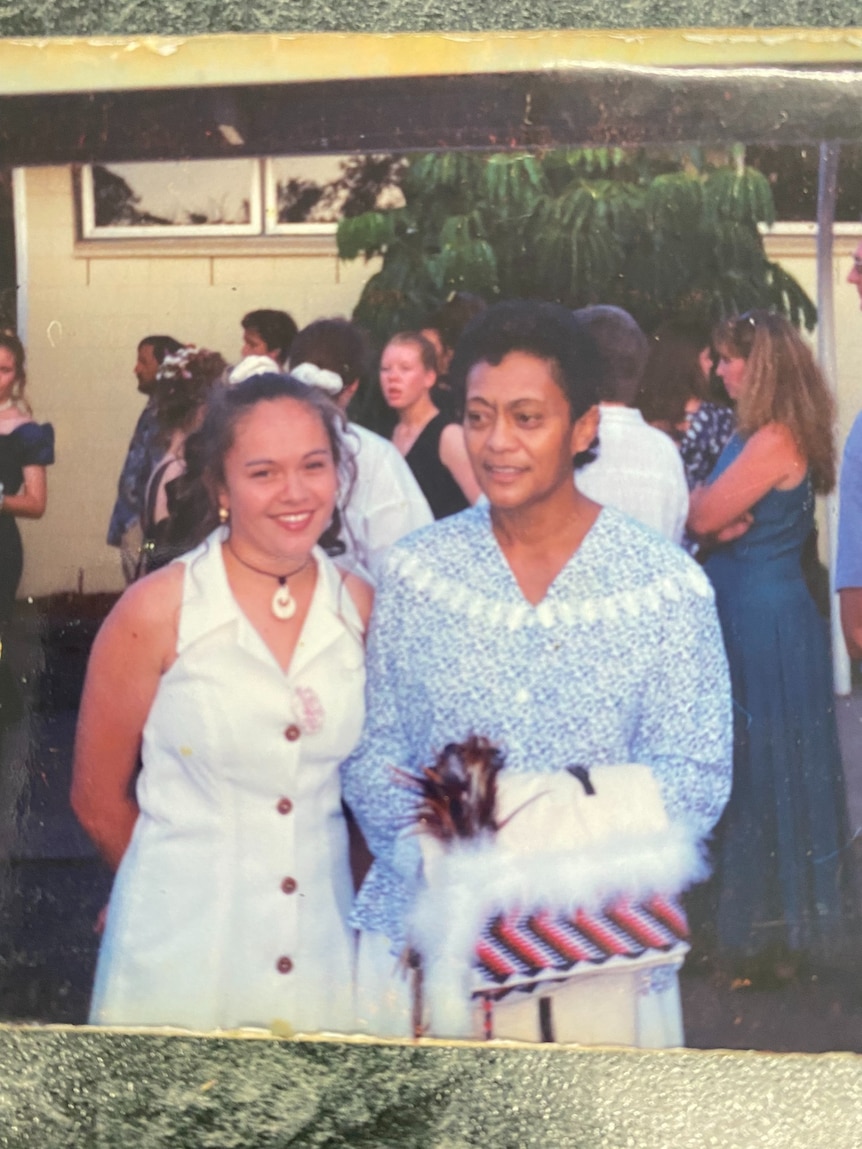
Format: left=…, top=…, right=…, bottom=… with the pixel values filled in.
left=0, top=1029, right=861, bottom=1148
left=0, top=0, right=862, bottom=34
left=1, top=2, right=862, bottom=1146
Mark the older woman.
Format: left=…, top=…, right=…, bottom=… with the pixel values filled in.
left=343, top=301, right=732, bottom=1047
left=72, top=375, right=372, bottom=1032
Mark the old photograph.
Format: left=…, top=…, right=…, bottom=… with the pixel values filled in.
left=1, top=33, right=862, bottom=1053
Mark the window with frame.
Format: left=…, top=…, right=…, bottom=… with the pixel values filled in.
left=79, top=155, right=405, bottom=240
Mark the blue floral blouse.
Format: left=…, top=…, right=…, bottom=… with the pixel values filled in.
left=341, top=503, right=733, bottom=947
left=679, top=402, right=736, bottom=490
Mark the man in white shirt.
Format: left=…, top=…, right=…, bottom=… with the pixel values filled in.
left=574, top=306, right=689, bottom=544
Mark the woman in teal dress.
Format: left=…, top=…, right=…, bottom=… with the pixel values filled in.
left=689, top=311, right=857, bottom=976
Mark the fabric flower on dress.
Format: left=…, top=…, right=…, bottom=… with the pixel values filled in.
left=291, top=685, right=325, bottom=735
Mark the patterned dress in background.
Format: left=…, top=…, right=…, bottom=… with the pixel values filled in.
left=106, top=401, right=162, bottom=547
left=679, top=401, right=736, bottom=490
left=679, top=401, right=736, bottom=555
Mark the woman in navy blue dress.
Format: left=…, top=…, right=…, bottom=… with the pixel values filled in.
left=0, top=332, right=53, bottom=729
left=689, top=311, right=857, bottom=978
left=0, top=332, right=53, bottom=628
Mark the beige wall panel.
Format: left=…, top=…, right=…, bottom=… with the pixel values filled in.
left=210, top=255, right=287, bottom=287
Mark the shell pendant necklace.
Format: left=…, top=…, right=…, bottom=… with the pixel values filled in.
left=226, top=541, right=312, bottom=620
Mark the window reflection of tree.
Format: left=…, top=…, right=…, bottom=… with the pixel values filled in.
left=93, top=165, right=171, bottom=228
left=276, top=155, right=406, bottom=224
left=93, top=165, right=251, bottom=228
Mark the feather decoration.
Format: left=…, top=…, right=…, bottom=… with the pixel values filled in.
left=411, top=735, right=506, bottom=842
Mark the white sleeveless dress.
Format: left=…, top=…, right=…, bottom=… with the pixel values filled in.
left=89, top=531, right=365, bottom=1033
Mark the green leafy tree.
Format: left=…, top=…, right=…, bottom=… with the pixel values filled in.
left=337, top=146, right=816, bottom=351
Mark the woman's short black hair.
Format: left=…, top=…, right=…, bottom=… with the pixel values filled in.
left=448, top=300, right=600, bottom=422
left=241, top=310, right=298, bottom=366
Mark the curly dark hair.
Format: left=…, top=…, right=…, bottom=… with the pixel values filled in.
left=449, top=301, right=599, bottom=417
left=241, top=310, right=298, bottom=367
left=448, top=301, right=601, bottom=469
left=151, top=347, right=228, bottom=440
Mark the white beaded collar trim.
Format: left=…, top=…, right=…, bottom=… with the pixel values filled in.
left=387, top=549, right=712, bottom=631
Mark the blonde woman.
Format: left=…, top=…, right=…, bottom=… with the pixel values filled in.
left=380, top=332, right=480, bottom=519
left=688, top=310, right=857, bottom=981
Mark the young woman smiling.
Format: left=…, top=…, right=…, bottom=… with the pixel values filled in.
left=72, top=375, right=372, bottom=1033
left=343, top=301, right=732, bottom=1047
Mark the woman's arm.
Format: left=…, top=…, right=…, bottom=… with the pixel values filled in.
left=687, top=423, right=803, bottom=537
left=340, top=558, right=424, bottom=882
left=1, top=464, right=46, bottom=519
left=631, top=569, right=733, bottom=840
left=840, top=591, right=862, bottom=660
left=70, top=565, right=182, bottom=870
left=439, top=423, right=482, bottom=504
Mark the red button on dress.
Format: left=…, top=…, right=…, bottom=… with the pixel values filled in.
left=276, top=956, right=293, bottom=974
left=276, top=797, right=293, bottom=815
left=281, top=877, right=298, bottom=895
left=284, top=724, right=301, bottom=742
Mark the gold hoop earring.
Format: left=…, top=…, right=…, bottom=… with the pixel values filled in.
left=218, top=506, right=229, bottom=524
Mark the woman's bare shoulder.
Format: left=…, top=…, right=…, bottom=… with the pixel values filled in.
left=333, top=565, right=374, bottom=629
left=747, top=421, right=799, bottom=455
left=742, top=421, right=806, bottom=475
left=97, top=563, right=184, bottom=668
left=0, top=413, right=33, bottom=434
